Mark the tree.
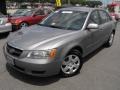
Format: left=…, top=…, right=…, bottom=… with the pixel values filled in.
left=0, top=0, right=7, bottom=15
left=83, top=1, right=102, bottom=7
left=62, top=0, right=86, bottom=5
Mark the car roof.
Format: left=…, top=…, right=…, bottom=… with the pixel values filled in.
left=60, top=7, right=103, bottom=12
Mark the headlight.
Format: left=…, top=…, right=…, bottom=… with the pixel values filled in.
left=27, top=49, right=57, bottom=59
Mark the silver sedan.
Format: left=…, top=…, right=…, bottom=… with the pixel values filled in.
left=4, top=7, right=116, bottom=77
left=0, top=12, right=12, bottom=34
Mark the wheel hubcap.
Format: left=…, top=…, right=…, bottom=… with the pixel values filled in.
left=109, top=33, right=114, bottom=45
left=61, top=55, right=80, bottom=75
left=20, top=23, right=28, bottom=28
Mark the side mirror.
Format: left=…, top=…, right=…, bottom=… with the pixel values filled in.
left=87, top=23, right=99, bottom=29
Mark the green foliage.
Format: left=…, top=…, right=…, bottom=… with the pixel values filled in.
left=7, top=0, right=86, bottom=4
left=6, top=0, right=102, bottom=6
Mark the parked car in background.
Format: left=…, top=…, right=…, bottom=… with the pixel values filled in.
left=4, top=7, right=116, bottom=77
left=10, top=9, right=31, bottom=17
left=9, top=7, right=53, bottom=31
left=110, top=12, right=119, bottom=21
left=0, top=12, right=12, bottom=35
left=107, top=3, right=120, bottom=21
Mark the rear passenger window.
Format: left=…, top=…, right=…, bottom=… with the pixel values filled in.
left=99, top=10, right=112, bottom=24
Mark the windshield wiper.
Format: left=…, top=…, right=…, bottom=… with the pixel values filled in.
left=48, top=25, right=64, bottom=29
left=38, top=24, right=63, bottom=29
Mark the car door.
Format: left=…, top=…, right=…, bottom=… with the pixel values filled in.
left=98, top=10, right=114, bottom=43
left=32, top=9, right=47, bottom=24
left=86, top=10, right=102, bottom=52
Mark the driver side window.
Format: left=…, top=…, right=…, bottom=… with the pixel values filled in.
left=34, top=9, right=45, bottom=16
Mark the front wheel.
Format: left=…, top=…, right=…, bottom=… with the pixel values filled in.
left=19, top=22, right=28, bottom=29
left=61, top=50, right=82, bottom=77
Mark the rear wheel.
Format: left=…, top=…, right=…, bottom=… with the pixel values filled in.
left=61, top=50, right=82, bottom=77
left=105, top=32, right=115, bottom=47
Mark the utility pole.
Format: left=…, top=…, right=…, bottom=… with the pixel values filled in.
left=0, top=0, right=7, bottom=15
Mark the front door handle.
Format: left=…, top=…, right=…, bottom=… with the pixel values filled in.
left=99, top=28, right=104, bottom=31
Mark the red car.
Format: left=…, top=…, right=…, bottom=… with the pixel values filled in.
left=110, top=12, right=119, bottom=21
left=9, top=7, right=53, bottom=31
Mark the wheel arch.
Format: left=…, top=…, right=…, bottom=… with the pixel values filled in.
left=68, top=46, right=83, bottom=55
left=112, top=29, right=116, bottom=34
left=19, top=21, right=29, bottom=26
left=61, top=45, right=84, bottom=59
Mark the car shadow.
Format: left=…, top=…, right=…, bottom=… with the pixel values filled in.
left=82, top=46, right=105, bottom=63
left=6, top=64, right=61, bottom=86
left=0, top=33, right=9, bottom=39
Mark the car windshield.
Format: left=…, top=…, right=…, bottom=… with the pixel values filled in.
left=13, top=9, right=34, bottom=16
left=39, top=10, right=88, bottom=30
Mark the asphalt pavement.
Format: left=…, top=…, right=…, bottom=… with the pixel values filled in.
left=0, top=23, right=120, bottom=90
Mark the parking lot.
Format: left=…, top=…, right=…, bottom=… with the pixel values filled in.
left=0, top=22, right=120, bottom=90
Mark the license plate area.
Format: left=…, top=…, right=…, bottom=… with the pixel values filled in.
left=6, top=55, right=15, bottom=65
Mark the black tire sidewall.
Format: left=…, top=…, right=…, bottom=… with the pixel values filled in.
left=106, top=33, right=115, bottom=47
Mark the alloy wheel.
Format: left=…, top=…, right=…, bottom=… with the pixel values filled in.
left=61, top=55, right=80, bottom=75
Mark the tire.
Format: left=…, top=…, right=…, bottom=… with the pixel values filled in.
left=105, top=32, right=115, bottom=47
left=19, top=22, right=28, bottom=29
left=61, top=49, right=82, bottom=77
left=4, top=32, right=10, bottom=37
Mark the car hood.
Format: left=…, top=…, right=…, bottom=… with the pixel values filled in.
left=7, top=25, right=74, bottom=50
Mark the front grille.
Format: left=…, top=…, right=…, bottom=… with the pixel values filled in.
left=6, top=44, right=23, bottom=57
left=32, top=71, right=45, bottom=74
left=14, top=65, right=25, bottom=71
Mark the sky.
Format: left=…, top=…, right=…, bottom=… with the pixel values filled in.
left=101, top=0, right=113, bottom=5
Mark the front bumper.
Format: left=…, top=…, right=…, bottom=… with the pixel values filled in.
left=4, top=45, right=61, bottom=77
left=0, top=23, right=12, bottom=33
